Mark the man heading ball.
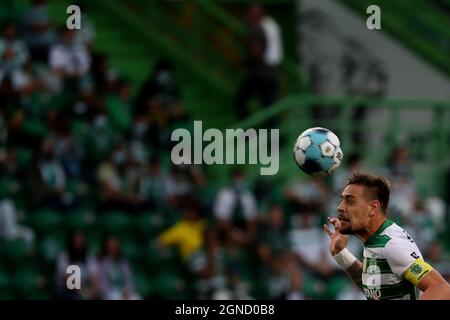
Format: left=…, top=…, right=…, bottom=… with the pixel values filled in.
left=324, top=173, right=450, bottom=300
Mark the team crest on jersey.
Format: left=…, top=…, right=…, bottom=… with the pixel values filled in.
left=364, top=256, right=381, bottom=292
left=411, top=263, right=422, bottom=275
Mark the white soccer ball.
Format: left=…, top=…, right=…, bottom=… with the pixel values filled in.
left=293, top=127, right=343, bottom=176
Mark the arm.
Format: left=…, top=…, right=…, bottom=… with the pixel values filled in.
left=384, top=239, right=450, bottom=300
left=343, top=260, right=364, bottom=290
left=417, top=270, right=450, bottom=300
left=324, top=218, right=363, bottom=290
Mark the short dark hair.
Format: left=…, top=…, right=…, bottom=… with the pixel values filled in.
left=346, top=172, right=390, bottom=213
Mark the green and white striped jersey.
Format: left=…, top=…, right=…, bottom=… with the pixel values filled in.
left=362, top=219, right=427, bottom=300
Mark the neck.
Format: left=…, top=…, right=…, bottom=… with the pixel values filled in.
left=355, top=215, right=387, bottom=242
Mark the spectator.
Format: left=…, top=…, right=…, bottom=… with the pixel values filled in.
left=20, top=0, right=56, bottom=61
left=166, top=162, right=206, bottom=211
left=87, top=114, right=117, bottom=162
left=158, top=204, right=207, bottom=261
left=90, top=52, right=117, bottom=96
left=48, top=112, right=83, bottom=178
left=106, top=78, right=132, bottom=135
left=189, top=228, right=228, bottom=299
left=266, top=252, right=290, bottom=299
left=0, top=22, right=33, bottom=106
left=388, top=146, right=414, bottom=180
left=213, top=168, right=258, bottom=245
left=0, top=198, right=34, bottom=247
left=332, top=153, right=364, bottom=194
left=72, top=3, right=96, bottom=49
left=402, top=198, right=438, bottom=253
left=138, top=157, right=167, bottom=211
left=0, top=147, right=23, bottom=187
left=282, top=258, right=306, bottom=300
left=134, top=59, right=184, bottom=125
left=257, top=204, right=289, bottom=268
left=28, top=137, right=76, bottom=210
left=0, top=22, right=30, bottom=84
left=235, top=4, right=282, bottom=119
left=11, top=58, right=43, bottom=99
left=285, top=176, right=329, bottom=215
left=289, top=213, right=336, bottom=279
left=387, top=146, right=417, bottom=218
left=96, top=235, right=139, bottom=300
left=49, top=27, right=91, bottom=92
left=426, top=240, right=450, bottom=283
left=97, top=145, right=142, bottom=213
left=55, top=231, right=99, bottom=300
left=134, top=59, right=186, bottom=151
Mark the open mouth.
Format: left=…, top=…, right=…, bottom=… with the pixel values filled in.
left=338, top=216, right=350, bottom=223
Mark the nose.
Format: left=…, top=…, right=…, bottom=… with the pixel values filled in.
left=337, top=201, right=345, bottom=214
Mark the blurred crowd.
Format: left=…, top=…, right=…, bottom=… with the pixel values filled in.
left=0, top=0, right=449, bottom=300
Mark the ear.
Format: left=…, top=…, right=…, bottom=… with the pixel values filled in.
left=369, top=200, right=380, bottom=216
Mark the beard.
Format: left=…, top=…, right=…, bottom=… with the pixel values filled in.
left=338, top=220, right=353, bottom=234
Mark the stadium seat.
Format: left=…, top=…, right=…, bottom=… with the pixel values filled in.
left=0, top=268, right=9, bottom=291
left=15, top=147, right=33, bottom=168
left=10, top=266, right=46, bottom=298
left=21, top=117, right=49, bottom=140
left=28, top=209, right=63, bottom=234
left=133, top=211, right=165, bottom=239
left=66, top=208, right=96, bottom=232
left=85, top=231, right=102, bottom=253
left=119, top=236, right=140, bottom=262
left=133, top=269, right=153, bottom=298
left=97, top=211, right=132, bottom=235
left=37, top=233, right=66, bottom=263
left=0, top=178, right=17, bottom=198
left=140, top=241, right=182, bottom=274
left=152, top=271, right=187, bottom=299
left=0, top=239, right=32, bottom=266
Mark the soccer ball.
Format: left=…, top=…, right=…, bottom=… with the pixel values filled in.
left=293, top=127, right=343, bottom=176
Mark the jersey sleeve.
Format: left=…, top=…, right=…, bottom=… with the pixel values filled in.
left=384, top=237, right=421, bottom=276
left=384, top=238, right=433, bottom=285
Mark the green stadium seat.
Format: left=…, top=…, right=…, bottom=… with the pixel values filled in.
left=66, top=208, right=96, bottom=232
left=133, top=270, right=153, bottom=298
left=21, top=117, right=49, bottom=139
left=85, top=231, right=102, bottom=252
left=139, top=241, right=173, bottom=274
left=0, top=239, right=32, bottom=265
left=0, top=178, right=18, bottom=198
left=134, top=211, right=165, bottom=239
left=152, top=271, right=187, bottom=299
left=0, top=291, right=16, bottom=300
left=0, top=268, right=9, bottom=291
left=98, top=211, right=132, bottom=235
left=38, top=233, right=66, bottom=263
left=251, top=278, right=269, bottom=299
left=28, top=209, right=63, bottom=234
left=15, top=147, right=33, bottom=168
left=11, top=267, right=46, bottom=298
left=27, top=289, right=52, bottom=300
left=119, top=237, right=140, bottom=261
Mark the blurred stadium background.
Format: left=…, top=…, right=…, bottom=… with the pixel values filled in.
left=0, top=0, right=449, bottom=299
